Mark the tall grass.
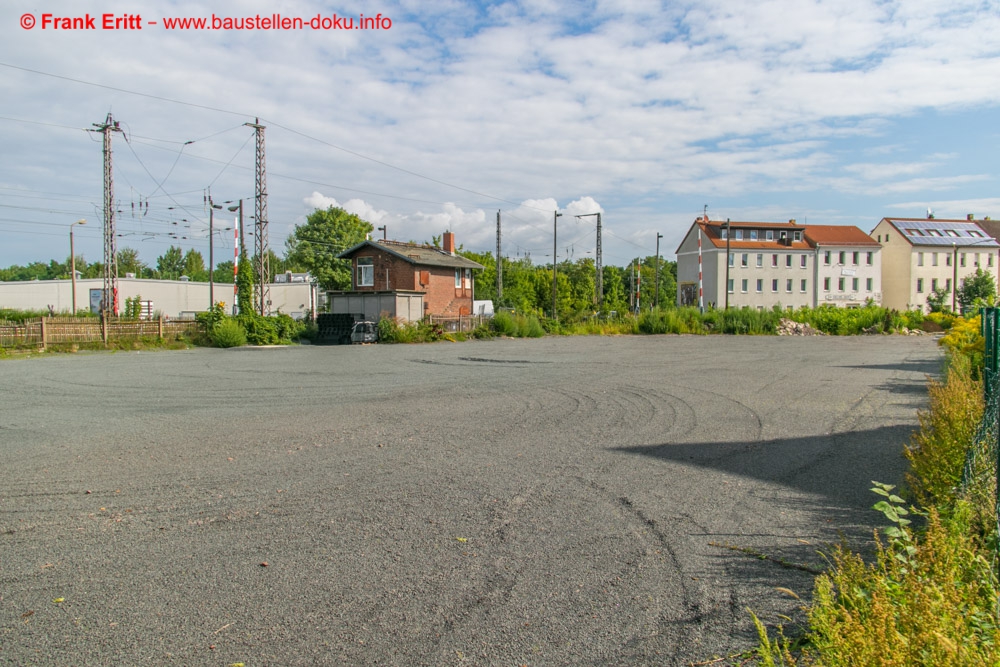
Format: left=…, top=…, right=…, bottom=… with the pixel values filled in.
left=754, top=315, right=1000, bottom=665
left=905, top=355, right=983, bottom=508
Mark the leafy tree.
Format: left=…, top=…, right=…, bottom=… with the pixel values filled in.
left=117, top=248, right=146, bottom=277
left=183, top=249, right=208, bottom=282
left=285, top=207, right=373, bottom=290
left=213, top=260, right=235, bottom=284
left=957, top=267, right=996, bottom=312
left=927, top=286, right=951, bottom=313
left=236, top=250, right=254, bottom=315
left=156, top=246, right=185, bottom=280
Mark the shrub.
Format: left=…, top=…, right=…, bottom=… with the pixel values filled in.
left=239, top=314, right=278, bottom=345
left=522, top=314, right=546, bottom=338
left=492, top=310, right=517, bottom=336
left=805, top=502, right=999, bottom=666
left=904, top=356, right=983, bottom=507
left=210, top=318, right=246, bottom=348
left=940, top=315, right=985, bottom=376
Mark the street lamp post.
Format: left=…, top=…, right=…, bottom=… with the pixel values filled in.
left=655, top=233, right=663, bottom=309
left=70, top=219, right=86, bottom=315
left=552, top=211, right=562, bottom=320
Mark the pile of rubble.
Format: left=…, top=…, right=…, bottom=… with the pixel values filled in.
left=777, top=318, right=825, bottom=336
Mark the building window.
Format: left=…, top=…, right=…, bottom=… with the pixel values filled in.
left=729, top=252, right=735, bottom=267
left=852, top=277, right=859, bottom=291
left=838, top=277, right=845, bottom=291
left=741, top=253, right=749, bottom=267
left=771, top=279, right=779, bottom=292
left=866, top=277, right=873, bottom=291
left=917, top=252, right=924, bottom=267
left=786, top=279, right=793, bottom=293
left=357, top=257, right=374, bottom=286
left=772, top=254, right=778, bottom=267
left=824, top=277, right=831, bottom=291
left=975, top=253, right=981, bottom=267
left=932, top=278, right=938, bottom=291
left=727, top=278, right=734, bottom=293
left=756, top=279, right=763, bottom=293
left=800, top=254, right=807, bottom=268
left=735, top=230, right=744, bottom=240
left=932, top=252, right=938, bottom=267
left=946, top=278, right=952, bottom=291
left=741, top=279, right=748, bottom=293
left=464, top=268, right=472, bottom=288
left=455, top=269, right=462, bottom=288
left=838, top=251, right=846, bottom=264
left=800, top=279, right=807, bottom=293
left=756, top=253, right=763, bottom=267
left=916, top=278, right=924, bottom=293
left=720, top=229, right=728, bottom=240
left=866, top=251, right=873, bottom=265
left=785, top=255, right=792, bottom=268
left=852, top=251, right=859, bottom=265
left=794, top=231, right=802, bottom=241
left=750, top=230, right=758, bottom=240
left=765, top=230, right=774, bottom=240
left=961, top=253, right=967, bottom=267
left=991, top=255, right=995, bottom=268
left=824, top=251, right=831, bottom=265
left=946, top=254, right=953, bottom=267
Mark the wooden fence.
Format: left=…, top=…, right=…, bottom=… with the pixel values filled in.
left=0, top=317, right=203, bottom=349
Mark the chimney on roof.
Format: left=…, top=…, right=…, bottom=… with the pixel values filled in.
left=789, top=219, right=796, bottom=225
left=968, top=213, right=975, bottom=221
left=443, top=231, right=455, bottom=255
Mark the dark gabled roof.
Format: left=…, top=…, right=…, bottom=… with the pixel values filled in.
left=880, top=218, right=1000, bottom=248
left=338, top=240, right=484, bottom=269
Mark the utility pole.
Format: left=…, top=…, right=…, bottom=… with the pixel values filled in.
left=208, top=195, right=223, bottom=310
left=496, top=210, right=502, bottom=303
left=245, top=119, right=269, bottom=316
left=655, top=232, right=663, bottom=309
left=93, top=113, right=122, bottom=316
left=724, top=218, right=731, bottom=310
left=552, top=210, right=562, bottom=320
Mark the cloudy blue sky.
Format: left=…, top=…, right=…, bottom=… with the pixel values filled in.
left=3, top=0, right=1000, bottom=272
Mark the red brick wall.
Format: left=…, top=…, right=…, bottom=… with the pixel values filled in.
left=349, top=249, right=473, bottom=316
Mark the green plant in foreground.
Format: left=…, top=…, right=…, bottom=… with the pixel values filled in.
left=210, top=318, right=246, bottom=348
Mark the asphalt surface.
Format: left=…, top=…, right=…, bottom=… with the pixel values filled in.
left=0, top=334, right=941, bottom=666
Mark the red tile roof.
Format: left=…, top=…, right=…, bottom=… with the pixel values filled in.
left=804, top=225, right=880, bottom=247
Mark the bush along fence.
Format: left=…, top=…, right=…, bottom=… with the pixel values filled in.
left=963, top=307, right=1000, bottom=545
left=0, top=316, right=202, bottom=349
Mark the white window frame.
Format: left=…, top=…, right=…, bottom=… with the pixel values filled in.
left=357, top=257, right=374, bottom=287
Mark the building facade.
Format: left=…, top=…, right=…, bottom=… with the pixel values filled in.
left=337, top=231, right=483, bottom=317
left=870, top=217, right=1000, bottom=313
left=677, top=218, right=816, bottom=310
left=805, top=225, right=883, bottom=308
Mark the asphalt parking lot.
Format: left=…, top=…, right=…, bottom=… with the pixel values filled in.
left=0, top=334, right=941, bottom=665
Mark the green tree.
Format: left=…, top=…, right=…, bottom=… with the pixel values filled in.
left=213, top=260, right=235, bottom=284
left=285, top=207, right=373, bottom=290
left=183, top=249, right=208, bottom=282
left=927, top=286, right=951, bottom=313
left=156, top=246, right=185, bottom=280
left=117, top=248, right=146, bottom=277
left=236, top=251, right=254, bottom=315
left=958, top=267, right=996, bottom=311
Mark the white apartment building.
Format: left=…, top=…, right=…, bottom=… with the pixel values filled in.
left=676, top=218, right=815, bottom=310
left=870, top=217, right=1000, bottom=313
left=805, top=225, right=882, bottom=307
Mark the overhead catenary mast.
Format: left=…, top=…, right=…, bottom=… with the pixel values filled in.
left=245, top=118, right=269, bottom=316
left=93, top=113, right=123, bottom=316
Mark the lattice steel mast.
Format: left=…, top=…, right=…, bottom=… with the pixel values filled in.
left=93, top=113, right=122, bottom=316
left=245, top=118, right=269, bottom=316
